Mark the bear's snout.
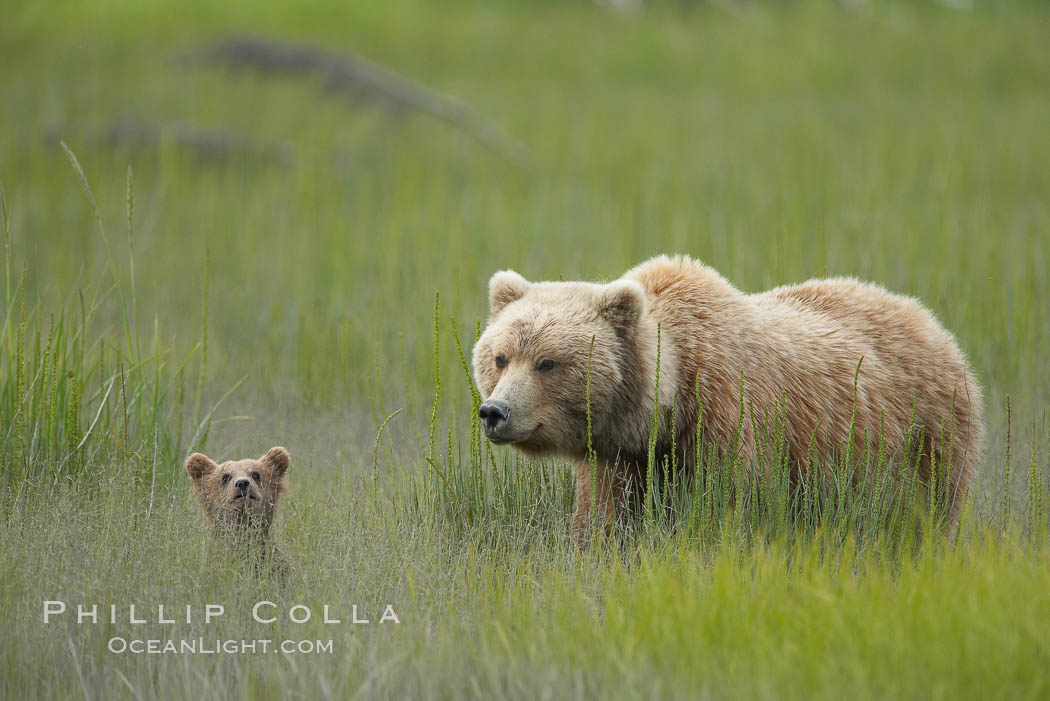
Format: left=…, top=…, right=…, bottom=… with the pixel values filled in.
left=234, top=478, right=251, bottom=496
left=479, top=399, right=511, bottom=437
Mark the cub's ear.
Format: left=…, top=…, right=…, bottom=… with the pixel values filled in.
left=186, top=453, right=217, bottom=482
left=261, top=446, right=291, bottom=478
left=488, top=270, right=530, bottom=316
left=598, top=280, right=646, bottom=333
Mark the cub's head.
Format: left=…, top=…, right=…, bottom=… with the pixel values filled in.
left=186, top=447, right=290, bottom=537
left=472, top=269, right=648, bottom=457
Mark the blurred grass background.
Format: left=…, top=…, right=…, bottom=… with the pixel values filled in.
left=1, top=0, right=1049, bottom=698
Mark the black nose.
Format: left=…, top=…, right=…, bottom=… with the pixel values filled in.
left=479, top=400, right=510, bottom=431
left=235, top=478, right=250, bottom=493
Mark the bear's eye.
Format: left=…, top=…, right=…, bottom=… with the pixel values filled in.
left=536, top=358, right=555, bottom=372
left=495, top=354, right=507, bottom=370
left=220, top=473, right=231, bottom=485
left=251, top=471, right=261, bottom=483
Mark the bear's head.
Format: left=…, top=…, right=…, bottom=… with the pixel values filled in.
left=472, top=269, right=653, bottom=458
left=186, top=446, right=290, bottom=538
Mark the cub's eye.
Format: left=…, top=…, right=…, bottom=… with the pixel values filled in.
left=251, top=471, right=262, bottom=483
left=536, top=358, right=555, bottom=372
left=220, top=473, right=231, bottom=485
left=495, top=355, right=507, bottom=369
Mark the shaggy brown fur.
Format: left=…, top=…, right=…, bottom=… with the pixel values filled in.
left=186, top=446, right=291, bottom=573
left=472, top=255, right=983, bottom=546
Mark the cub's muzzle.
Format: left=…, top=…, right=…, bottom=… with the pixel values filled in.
left=232, top=478, right=258, bottom=502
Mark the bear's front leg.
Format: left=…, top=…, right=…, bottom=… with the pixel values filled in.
left=572, top=459, right=618, bottom=549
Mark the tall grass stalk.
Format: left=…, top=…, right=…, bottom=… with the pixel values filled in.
left=0, top=167, right=230, bottom=485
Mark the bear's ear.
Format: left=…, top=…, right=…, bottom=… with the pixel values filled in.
left=186, top=453, right=217, bottom=482
left=488, top=270, right=530, bottom=316
left=260, top=446, right=290, bottom=479
left=598, top=280, right=646, bottom=333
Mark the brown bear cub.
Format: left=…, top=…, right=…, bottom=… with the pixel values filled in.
left=186, top=446, right=291, bottom=574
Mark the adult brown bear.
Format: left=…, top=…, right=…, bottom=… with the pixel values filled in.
left=472, top=255, right=983, bottom=545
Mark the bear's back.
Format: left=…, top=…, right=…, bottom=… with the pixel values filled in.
left=760, top=277, right=962, bottom=364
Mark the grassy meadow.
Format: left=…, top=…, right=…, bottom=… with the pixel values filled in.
left=2, top=0, right=1050, bottom=698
